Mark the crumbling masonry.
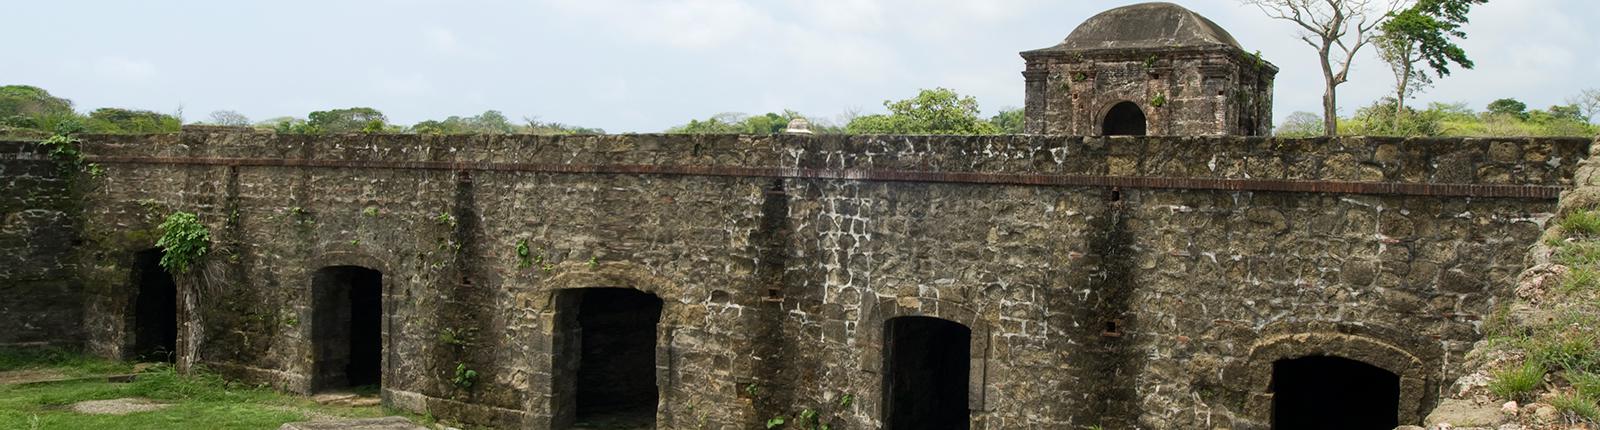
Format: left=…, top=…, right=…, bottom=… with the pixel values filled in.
left=1, top=3, right=1594, bottom=429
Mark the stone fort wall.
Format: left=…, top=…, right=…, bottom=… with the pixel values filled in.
left=2, top=131, right=1590, bottom=429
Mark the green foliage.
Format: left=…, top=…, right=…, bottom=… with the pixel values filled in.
left=306, top=107, right=387, bottom=133
left=1150, top=94, right=1167, bottom=108
left=41, top=134, right=101, bottom=176
left=1489, top=360, right=1545, bottom=401
left=845, top=88, right=1000, bottom=135
left=515, top=239, right=532, bottom=268
left=1563, top=268, right=1600, bottom=295
left=0, top=347, right=132, bottom=375
left=362, top=206, right=379, bottom=217
left=990, top=108, right=1024, bottom=134
left=84, top=108, right=180, bottom=134
left=1556, top=242, right=1600, bottom=267
left=1570, top=371, right=1600, bottom=400
left=451, top=363, right=479, bottom=389
left=0, top=85, right=74, bottom=118
left=667, top=111, right=826, bottom=135
left=1343, top=98, right=1443, bottom=136
left=1378, top=0, right=1485, bottom=78
left=156, top=212, right=211, bottom=274
left=766, top=416, right=786, bottom=428
left=411, top=110, right=517, bottom=135
left=1334, top=98, right=1597, bottom=137
left=524, top=117, right=605, bottom=135
left=1564, top=210, right=1600, bottom=237
left=1550, top=391, right=1600, bottom=421
left=438, top=327, right=477, bottom=348
left=0, top=363, right=394, bottom=429
left=434, top=212, right=456, bottom=228
left=1487, top=98, right=1529, bottom=119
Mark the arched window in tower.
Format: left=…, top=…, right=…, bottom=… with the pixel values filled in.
left=1102, top=101, right=1147, bottom=136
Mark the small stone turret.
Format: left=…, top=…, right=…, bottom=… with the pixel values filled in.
left=1021, top=2, right=1277, bottom=136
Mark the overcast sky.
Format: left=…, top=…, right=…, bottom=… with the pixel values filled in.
left=4, top=0, right=1595, bottom=132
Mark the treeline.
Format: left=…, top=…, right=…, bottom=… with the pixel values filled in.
left=665, top=88, right=1024, bottom=135
left=0, top=85, right=602, bottom=138
left=5, top=83, right=1595, bottom=138
left=1279, top=93, right=1600, bottom=138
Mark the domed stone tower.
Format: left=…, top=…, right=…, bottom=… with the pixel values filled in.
left=1021, top=2, right=1277, bottom=136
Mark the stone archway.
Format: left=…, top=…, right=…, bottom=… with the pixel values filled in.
left=882, top=316, right=971, bottom=430
left=309, top=265, right=384, bottom=392
left=1228, top=332, right=1434, bottom=427
left=129, top=248, right=177, bottom=362
left=1102, top=101, right=1147, bottom=136
left=858, top=297, right=992, bottom=424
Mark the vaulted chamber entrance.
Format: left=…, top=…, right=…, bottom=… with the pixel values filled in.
left=1102, top=101, right=1147, bottom=136
left=311, top=266, right=383, bottom=392
left=131, top=249, right=177, bottom=362
left=553, top=288, right=663, bottom=429
left=1272, top=356, right=1400, bottom=430
left=882, top=316, right=971, bottom=430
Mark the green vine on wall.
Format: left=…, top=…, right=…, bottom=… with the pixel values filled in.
left=156, top=212, right=211, bottom=273
left=1151, top=94, right=1168, bottom=108
left=42, top=134, right=101, bottom=177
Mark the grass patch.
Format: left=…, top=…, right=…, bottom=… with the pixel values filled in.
left=1563, top=267, right=1600, bottom=295
left=1563, top=210, right=1600, bottom=238
left=1569, top=371, right=1600, bottom=400
left=0, top=364, right=395, bottom=429
left=1551, top=391, right=1600, bottom=422
left=1490, top=360, right=1546, bottom=401
left=0, top=347, right=132, bottom=376
left=1557, top=242, right=1600, bottom=267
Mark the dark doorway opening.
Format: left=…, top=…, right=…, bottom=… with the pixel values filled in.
left=1272, top=356, right=1400, bottom=430
left=1102, top=101, right=1147, bottom=136
left=555, top=288, right=663, bottom=429
left=883, top=316, right=970, bottom=430
left=311, top=266, right=383, bottom=392
left=131, top=249, right=177, bottom=362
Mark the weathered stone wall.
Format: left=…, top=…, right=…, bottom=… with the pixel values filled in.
left=1024, top=47, right=1276, bottom=137
left=43, top=131, right=1592, bottom=428
left=0, top=140, right=82, bottom=348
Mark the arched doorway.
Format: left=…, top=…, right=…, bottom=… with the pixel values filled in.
left=310, top=266, right=383, bottom=392
left=1272, top=356, right=1400, bottom=429
left=1102, top=101, right=1147, bottom=136
left=553, top=288, right=663, bottom=429
left=882, top=316, right=971, bottom=430
left=130, top=249, right=177, bottom=362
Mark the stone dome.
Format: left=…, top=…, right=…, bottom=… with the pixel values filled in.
left=1053, top=2, right=1242, bottom=52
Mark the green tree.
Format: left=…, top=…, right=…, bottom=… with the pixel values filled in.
left=306, top=107, right=387, bottom=133
left=845, top=88, right=1000, bottom=134
left=1487, top=98, right=1528, bottom=119
left=991, top=108, right=1025, bottom=134
left=1374, top=0, right=1485, bottom=126
left=667, top=111, right=807, bottom=134
left=85, top=108, right=180, bottom=133
left=411, top=110, right=518, bottom=134
left=0, top=85, right=80, bottom=133
left=523, top=117, right=604, bottom=135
